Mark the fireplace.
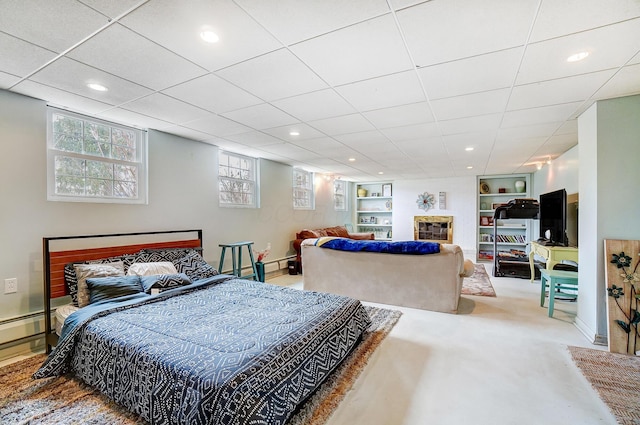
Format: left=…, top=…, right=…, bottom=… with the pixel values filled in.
left=414, top=216, right=453, bottom=244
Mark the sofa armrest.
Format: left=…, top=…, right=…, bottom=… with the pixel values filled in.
left=348, top=232, right=375, bottom=240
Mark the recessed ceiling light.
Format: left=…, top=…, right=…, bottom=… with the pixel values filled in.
left=289, top=131, right=300, bottom=136
left=378, top=171, right=384, bottom=175
left=87, top=83, right=108, bottom=92
left=466, top=166, right=473, bottom=169
left=200, top=27, right=219, bottom=43
left=567, top=51, right=589, bottom=62
left=465, top=147, right=474, bottom=151
left=348, top=158, right=356, bottom=162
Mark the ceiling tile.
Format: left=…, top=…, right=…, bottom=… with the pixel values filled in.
left=0, top=72, right=20, bottom=89
left=380, top=122, right=440, bottom=142
left=271, top=89, right=357, bottom=121
left=68, top=23, right=207, bottom=90
left=216, top=49, right=327, bottom=101
left=221, top=103, right=298, bottom=129
left=160, top=125, right=215, bottom=142
left=497, top=122, right=564, bottom=141
left=397, top=0, right=538, bottom=66
left=430, top=89, right=510, bottom=121
left=0, top=0, right=109, bottom=53
left=12, top=80, right=113, bottom=115
left=162, top=73, right=262, bottom=114
left=298, top=137, right=348, bottom=154
left=362, top=101, right=434, bottom=129
left=592, top=63, right=640, bottom=100
left=96, top=107, right=174, bottom=130
left=501, top=102, right=583, bottom=128
left=122, top=93, right=212, bottom=124
left=76, top=0, right=145, bottom=19
left=418, top=48, right=522, bottom=100
left=181, top=113, right=252, bottom=136
left=508, top=70, right=616, bottom=111
left=224, top=131, right=285, bottom=147
left=119, top=0, right=282, bottom=71
left=235, top=0, right=390, bottom=45
left=308, top=113, right=375, bottom=136
left=28, top=57, right=152, bottom=105
left=517, top=20, right=640, bottom=85
left=0, top=33, right=57, bottom=78
left=336, top=71, right=425, bottom=111
left=530, top=0, right=640, bottom=42
left=554, top=120, right=578, bottom=136
left=334, top=130, right=390, bottom=147
left=438, top=113, right=502, bottom=135
left=263, top=123, right=325, bottom=141
left=290, top=14, right=413, bottom=86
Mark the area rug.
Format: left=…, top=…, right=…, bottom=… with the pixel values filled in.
left=0, top=305, right=401, bottom=425
left=569, top=346, right=640, bottom=425
left=461, top=263, right=497, bottom=297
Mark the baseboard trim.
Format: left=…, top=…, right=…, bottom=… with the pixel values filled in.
left=574, top=316, right=607, bottom=346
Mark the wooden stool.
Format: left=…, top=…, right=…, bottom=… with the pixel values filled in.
left=218, top=241, right=258, bottom=280
left=540, top=269, right=578, bottom=317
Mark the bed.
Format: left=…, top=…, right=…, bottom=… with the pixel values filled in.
left=36, top=230, right=370, bottom=425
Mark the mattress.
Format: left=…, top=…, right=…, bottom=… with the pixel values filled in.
left=54, top=303, right=79, bottom=335
left=35, top=276, right=370, bottom=425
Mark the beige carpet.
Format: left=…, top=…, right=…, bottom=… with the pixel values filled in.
left=569, top=346, right=640, bottom=425
left=0, top=306, right=401, bottom=425
left=462, top=264, right=497, bottom=297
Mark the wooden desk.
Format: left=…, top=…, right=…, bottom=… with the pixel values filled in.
left=529, top=241, right=579, bottom=282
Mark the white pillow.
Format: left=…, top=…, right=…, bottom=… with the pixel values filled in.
left=126, top=262, right=178, bottom=277
left=74, top=262, right=125, bottom=308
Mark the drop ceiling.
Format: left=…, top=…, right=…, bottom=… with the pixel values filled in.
left=1, top=0, right=639, bottom=181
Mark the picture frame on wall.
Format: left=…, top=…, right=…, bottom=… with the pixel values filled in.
left=382, top=184, right=392, bottom=197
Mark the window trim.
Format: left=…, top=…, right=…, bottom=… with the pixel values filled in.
left=293, top=168, right=315, bottom=210
left=46, top=108, right=148, bottom=204
left=218, top=151, right=259, bottom=208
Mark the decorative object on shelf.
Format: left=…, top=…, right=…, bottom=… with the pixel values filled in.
left=439, top=191, right=446, bottom=209
left=515, top=180, right=526, bottom=193
left=382, top=183, right=392, bottom=197
left=385, top=200, right=392, bottom=211
left=480, top=182, right=490, bottom=194
left=498, top=187, right=506, bottom=193
left=416, top=192, right=435, bottom=211
left=604, top=239, right=640, bottom=355
left=480, top=216, right=490, bottom=226
left=357, top=188, right=368, bottom=197
left=481, top=202, right=487, bottom=210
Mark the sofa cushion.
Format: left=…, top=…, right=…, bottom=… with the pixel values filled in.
left=325, top=226, right=350, bottom=237
left=298, top=229, right=328, bottom=239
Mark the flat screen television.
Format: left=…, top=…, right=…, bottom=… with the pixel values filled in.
left=539, top=189, right=568, bottom=246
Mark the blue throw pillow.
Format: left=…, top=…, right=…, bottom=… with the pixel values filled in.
left=173, top=251, right=219, bottom=281
left=85, top=275, right=143, bottom=305
left=140, top=273, right=192, bottom=294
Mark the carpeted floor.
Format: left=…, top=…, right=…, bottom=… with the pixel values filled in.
left=569, top=346, right=640, bottom=425
left=0, top=305, right=401, bottom=425
left=461, top=264, right=497, bottom=297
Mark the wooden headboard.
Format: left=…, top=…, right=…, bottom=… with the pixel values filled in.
left=43, top=229, right=203, bottom=352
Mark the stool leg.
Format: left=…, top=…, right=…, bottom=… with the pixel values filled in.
left=218, top=247, right=227, bottom=274
left=247, top=247, right=258, bottom=281
left=232, top=247, right=239, bottom=277
left=548, top=278, right=556, bottom=317
left=237, top=247, right=242, bottom=277
left=540, top=275, right=547, bottom=307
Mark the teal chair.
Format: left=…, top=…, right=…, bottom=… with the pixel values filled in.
left=540, top=269, right=578, bottom=317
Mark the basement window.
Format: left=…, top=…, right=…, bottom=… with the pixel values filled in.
left=47, top=108, right=148, bottom=204
left=293, top=168, right=314, bottom=210
left=218, top=151, right=259, bottom=208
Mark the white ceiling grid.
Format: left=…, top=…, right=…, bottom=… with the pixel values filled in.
left=1, top=0, right=639, bottom=180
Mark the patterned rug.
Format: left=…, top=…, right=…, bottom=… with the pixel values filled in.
left=569, top=346, right=640, bottom=425
left=461, top=263, right=497, bottom=297
left=0, top=306, right=401, bottom=425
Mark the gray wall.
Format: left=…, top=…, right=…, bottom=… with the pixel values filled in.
left=0, top=89, right=350, bottom=324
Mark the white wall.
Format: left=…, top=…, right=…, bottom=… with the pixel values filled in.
left=392, top=176, right=477, bottom=256
left=576, top=94, right=640, bottom=344
left=0, top=89, right=350, bottom=329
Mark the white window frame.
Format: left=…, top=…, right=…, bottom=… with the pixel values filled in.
left=333, top=179, right=348, bottom=211
left=293, top=168, right=315, bottom=210
left=218, top=151, right=259, bottom=208
left=46, top=108, right=148, bottom=204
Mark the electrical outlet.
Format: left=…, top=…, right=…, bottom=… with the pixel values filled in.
left=4, top=278, right=17, bottom=294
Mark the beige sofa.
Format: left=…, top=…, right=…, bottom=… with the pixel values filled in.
left=301, top=238, right=474, bottom=314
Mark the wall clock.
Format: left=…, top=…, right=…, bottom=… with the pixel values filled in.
left=416, top=192, right=435, bottom=211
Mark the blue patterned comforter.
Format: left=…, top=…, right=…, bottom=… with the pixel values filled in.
left=316, top=237, right=441, bottom=254
left=34, top=276, right=370, bottom=425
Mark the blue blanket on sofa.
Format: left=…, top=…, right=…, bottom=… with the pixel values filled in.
left=316, top=237, right=440, bottom=255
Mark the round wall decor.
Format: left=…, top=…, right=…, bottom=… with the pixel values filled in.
left=480, top=182, right=490, bottom=194
left=416, top=192, right=435, bottom=211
